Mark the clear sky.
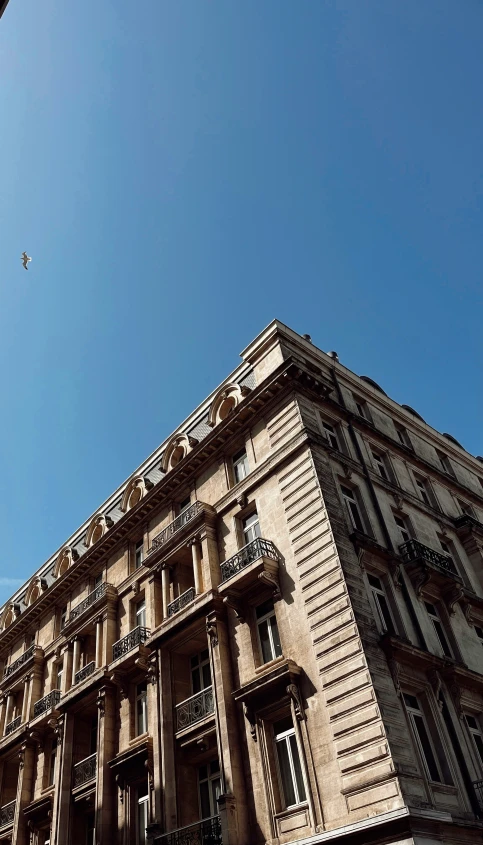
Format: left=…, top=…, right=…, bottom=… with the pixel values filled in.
left=0, top=1, right=481, bottom=604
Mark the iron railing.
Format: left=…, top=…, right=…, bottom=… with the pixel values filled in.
left=399, top=539, right=458, bottom=576
left=176, top=686, right=214, bottom=731
left=474, top=779, right=483, bottom=815
left=220, top=538, right=278, bottom=583
left=73, top=753, right=97, bottom=787
left=4, top=644, right=35, bottom=679
left=0, top=800, right=15, bottom=828
left=74, top=661, right=96, bottom=685
left=69, top=583, right=107, bottom=624
left=168, top=587, right=195, bottom=618
left=112, top=626, right=150, bottom=661
left=154, top=816, right=222, bottom=845
left=33, top=689, right=61, bottom=718
left=150, top=502, right=202, bottom=553
left=5, top=716, right=21, bottom=736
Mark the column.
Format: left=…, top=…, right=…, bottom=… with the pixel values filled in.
left=4, top=693, right=15, bottom=730
left=146, top=571, right=162, bottom=630
left=161, top=566, right=171, bottom=620
left=95, top=617, right=103, bottom=668
left=102, top=603, right=118, bottom=666
left=95, top=686, right=116, bottom=843
left=51, top=713, right=74, bottom=844
left=12, top=741, right=36, bottom=845
left=200, top=526, right=221, bottom=591
left=146, top=652, right=162, bottom=826
left=21, top=677, right=31, bottom=723
left=207, top=612, right=248, bottom=845
left=0, top=697, right=7, bottom=735
left=159, top=647, right=177, bottom=832
left=71, top=637, right=82, bottom=685
left=189, top=538, right=203, bottom=595
left=26, top=663, right=43, bottom=724
left=63, top=644, right=73, bottom=694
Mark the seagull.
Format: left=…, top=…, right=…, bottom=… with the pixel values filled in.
left=21, top=252, right=32, bottom=270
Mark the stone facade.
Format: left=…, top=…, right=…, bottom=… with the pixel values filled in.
left=0, top=320, right=482, bottom=845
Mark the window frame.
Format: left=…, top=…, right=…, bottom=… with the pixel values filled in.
left=395, top=424, right=412, bottom=449
left=366, top=573, right=397, bottom=636
left=354, top=398, right=372, bottom=422
left=242, top=511, right=261, bottom=546
left=135, top=598, right=147, bottom=630
left=136, top=681, right=148, bottom=736
left=190, top=649, right=212, bottom=695
left=371, top=450, right=394, bottom=483
left=393, top=512, right=413, bottom=545
left=436, top=451, right=455, bottom=478
left=134, top=538, right=144, bottom=571
left=403, top=693, right=444, bottom=783
left=136, top=782, right=150, bottom=845
left=198, top=760, right=221, bottom=820
left=465, top=714, right=483, bottom=770
left=414, top=474, right=437, bottom=509
left=424, top=601, right=453, bottom=659
left=232, top=448, right=249, bottom=485
left=320, top=418, right=341, bottom=451
left=273, top=716, right=308, bottom=809
left=256, top=600, right=283, bottom=664
left=48, top=738, right=57, bottom=787
left=340, top=484, right=369, bottom=535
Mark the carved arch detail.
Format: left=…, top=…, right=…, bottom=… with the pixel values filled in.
left=208, top=383, right=249, bottom=428
left=1, top=603, right=20, bottom=630
left=120, top=476, right=148, bottom=513
left=53, top=546, right=78, bottom=578
left=84, top=514, right=113, bottom=549
left=25, top=577, right=47, bottom=608
left=161, top=434, right=198, bottom=474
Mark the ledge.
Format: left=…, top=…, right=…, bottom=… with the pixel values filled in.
left=233, top=658, right=302, bottom=707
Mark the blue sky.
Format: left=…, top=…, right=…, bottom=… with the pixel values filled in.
left=0, top=0, right=481, bottom=603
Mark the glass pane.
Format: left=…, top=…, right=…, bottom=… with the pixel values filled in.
left=202, top=663, right=212, bottom=690
left=349, top=501, right=364, bottom=533
left=474, top=733, right=483, bottom=766
left=269, top=617, right=283, bottom=658
left=211, top=776, right=221, bottom=815
left=403, top=694, right=419, bottom=709
left=413, top=714, right=441, bottom=782
left=377, top=594, right=396, bottom=635
left=199, top=780, right=211, bottom=820
left=137, top=799, right=148, bottom=845
left=256, top=599, right=274, bottom=619
left=191, top=667, right=201, bottom=694
left=289, top=734, right=306, bottom=802
left=276, top=738, right=296, bottom=807
left=274, top=717, right=293, bottom=737
left=433, top=621, right=452, bottom=658
left=258, top=619, right=273, bottom=663
left=200, top=649, right=209, bottom=662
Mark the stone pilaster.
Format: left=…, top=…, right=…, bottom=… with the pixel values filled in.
left=159, top=647, right=176, bottom=832
left=95, top=685, right=116, bottom=844
left=200, top=526, right=221, bottom=590
left=51, top=713, right=73, bottom=844
left=12, top=741, right=35, bottom=845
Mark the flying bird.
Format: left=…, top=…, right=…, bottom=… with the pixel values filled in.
left=21, top=252, right=32, bottom=270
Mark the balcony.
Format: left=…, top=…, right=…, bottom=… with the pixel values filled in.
left=399, top=539, right=458, bottom=576
left=168, top=587, right=195, bottom=618
left=68, top=582, right=107, bottom=624
left=154, top=816, right=222, bottom=845
left=220, top=538, right=278, bottom=583
left=150, top=502, right=203, bottom=554
left=33, top=689, right=61, bottom=719
left=474, top=779, right=483, bottom=816
left=5, top=716, right=21, bottom=736
left=176, top=687, right=214, bottom=732
left=73, top=753, right=97, bottom=787
left=0, top=800, right=15, bottom=828
left=112, top=626, right=150, bottom=662
left=74, top=661, right=96, bottom=685
left=3, top=644, right=35, bottom=680
left=218, top=538, right=280, bottom=605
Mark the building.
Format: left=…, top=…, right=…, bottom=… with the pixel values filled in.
left=0, top=1, right=10, bottom=19
left=0, top=320, right=482, bottom=845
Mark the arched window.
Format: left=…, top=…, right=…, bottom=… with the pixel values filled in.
left=85, top=515, right=113, bottom=549
left=25, top=578, right=47, bottom=607
left=121, top=476, right=150, bottom=513
left=208, top=383, right=249, bottom=428
left=161, top=434, right=198, bottom=474
left=53, top=547, right=78, bottom=578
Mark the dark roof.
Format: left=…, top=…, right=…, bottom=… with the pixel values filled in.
left=0, top=0, right=10, bottom=18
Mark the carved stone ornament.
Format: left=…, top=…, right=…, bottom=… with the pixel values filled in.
left=449, top=682, right=463, bottom=719
left=29, top=730, right=43, bottom=752
left=206, top=620, right=218, bottom=646
left=342, top=465, right=353, bottom=480
left=115, top=772, right=125, bottom=804
left=243, top=703, right=257, bottom=741
left=145, top=758, right=154, bottom=791
left=414, top=565, right=431, bottom=598
left=463, top=601, right=475, bottom=627
left=223, top=595, right=245, bottom=623
left=444, top=584, right=465, bottom=616
left=48, top=716, right=64, bottom=740
left=110, top=672, right=129, bottom=700
left=97, top=690, right=106, bottom=717
left=19, top=743, right=26, bottom=769
left=258, top=570, right=281, bottom=601
left=389, top=659, right=402, bottom=698
left=236, top=493, right=247, bottom=510
left=392, top=564, right=403, bottom=589
left=286, top=683, right=305, bottom=721
left=393, top=494, right=404, bottom=511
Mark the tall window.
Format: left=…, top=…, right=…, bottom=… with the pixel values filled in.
left=394, top=514, right=412, bottom=544
left=56, top=661, right=63, bottom=692
left=465, top=715, right=483, bottom=768
left=60, top=605, right=68, bottom=630
left=475, top=626, right=483, bottom=647
left=372, top=452, right=391, bottom=482
left=135, top=539, right=144, bottom=570
left=94, top=572, right=103, bottom=589
left=438, top=539, right=458, bottom=575
left=137, top=782, right=149, bottom=845
left=340, top=486, right=365, bottom=534
left=136, top=682, right=148, bottom=736
left=274, top=717, right=307, bottom=808
left=395, top=425, right=412, bottom=449
left=367, top=574, right=396, bottom=635
left=414, top=476, right=434, bottom=508
left=232, top=448, right=249, bottom=484
left=90, top=717, right=98, bottom=755
left=403, top=694, right=442, bottom=783
left=321, top=420, right=340, bottom=450
left=256, top=600, right=282, bottom=664
left=424, top=602, right=453, bottom=658
left=179, top=496, right=191, bottom=513
left=191, top=649, right=211, bottom=694
left=457, top=499, right=474, bottom=517
left=198, top=760, right=221, bottom=819
left=354, top=399, right=371, bottom=421
left=242, top=512, right=261, bottom=545
left=48, top=739, right=57, bottom=786
left=85, top=813, right=95, bottom=845
left=136, top=599, right=147, bottom=630
left=437, top=451, right=454, bottom=477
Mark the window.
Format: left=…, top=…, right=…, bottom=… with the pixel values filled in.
left=242, top=512, right=261, bottom=545
left=274, top=716, right=307, bottom=807
left=56, top=661, right=63, bottom=692
left=256, top=600, right=282, bottom=664
left=403, top=694, right=442, bottom=782
left=90, top=717, right=98, bottom=755
left=414, top=475, right=435, bottom=508
left=355, top=399, right=371, bottom=421
left=48, top=739, right=57, bottom=786
left=457, top=499, right=474, bottom=517
left=424, top=602, right=453, bottom=658
left=321, top=420, right=340, bottom=450
left=437, top=451, right=454, bottom=477
left=438, top=539, right=458, bottom=574
left=394, top=514, right=412, bottom=545
left=85, top=814, right=95, bottom=845
left=135, top=539, right=144, bottom=570
left=340, top=486, right=366, bottom=534
left=94, top=572, right=103, bottom=589
left=198, top=760, right=221, bottom=820
left=465, top=715, right=483, bottom=768
left=179, top=496, right=191, bottom=513
left=372, top=451, right=391, bottom=482
left=367, top=574, right=396, bottom=635
left=60, top=605, right=67, bottom=629
left=136, top=682, right=148, bottom=735
left=232, top=448, right=249, bottom=484
left=475, top=626, right=483, bottom=647
left=137, top=782, right=149, bottom=845
left=395, top=425, right=412, bottom=449
left=136, top=599, right=146, bottom=630
left=191, top=649, right=211, bottom=694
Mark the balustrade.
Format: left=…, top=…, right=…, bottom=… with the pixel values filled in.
left=68, top=582, right=107, bottom=624
left=33, top=689, right=61, bottom=718
left=150, top=502, right=202, bottom=554
left=0, top=800, right=15, bottom=828
left=399, top=539, right=457, bottom=575
left=220, top=537, right=278, bottom=583
left=168, top=587, right=195, bottom=618
left=154, top=816, right=222, bottom=845
left=474, top=779, right=483, bottom=815
left=73, top=752, right=97, bottom=787
left=5, top=716, right=21, bottom=735
left=112, top=626, right=150, bottom=661
left=74, top=661, right=96, bottom=685
left=3, top=644, right=35, bottom=679
left=176, top=686, right=214, bottom=731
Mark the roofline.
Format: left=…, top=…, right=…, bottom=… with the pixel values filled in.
left=0, top=0, right=10, bottom=19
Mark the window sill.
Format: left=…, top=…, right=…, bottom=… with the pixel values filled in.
left=255, top=655, right=286, bottom=675
left=129, top=732, right=149, bottom=747
left=274, top=802, right=308, bottom=820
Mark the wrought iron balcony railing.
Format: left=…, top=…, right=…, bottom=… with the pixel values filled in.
left=399, top=539, right=458, bottom=576
left=176, top=686, right=214, bottom=731
left=5, top=716, right=21, bottom=736
left=474, top=778, right=483, bottom=815
left=168, top=587, right=195, bottom=618
left=3, top=644, right=35, bottom=679
left=73, top=752, right=97, bottom=787
left=154, top=815, right=222, bottom=845
left=150, top=502, right=202, bottom=554
left=74, top=661, right=96, bottom=685
left=220, top=537, right=278, bottom=583
left=112, top=626, right=150, bottom=661
left=33, top=689, right=61, bottom=718
left=68, top=582, right=107, bottom=624
left=0, top=800, right=15, bottom=828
